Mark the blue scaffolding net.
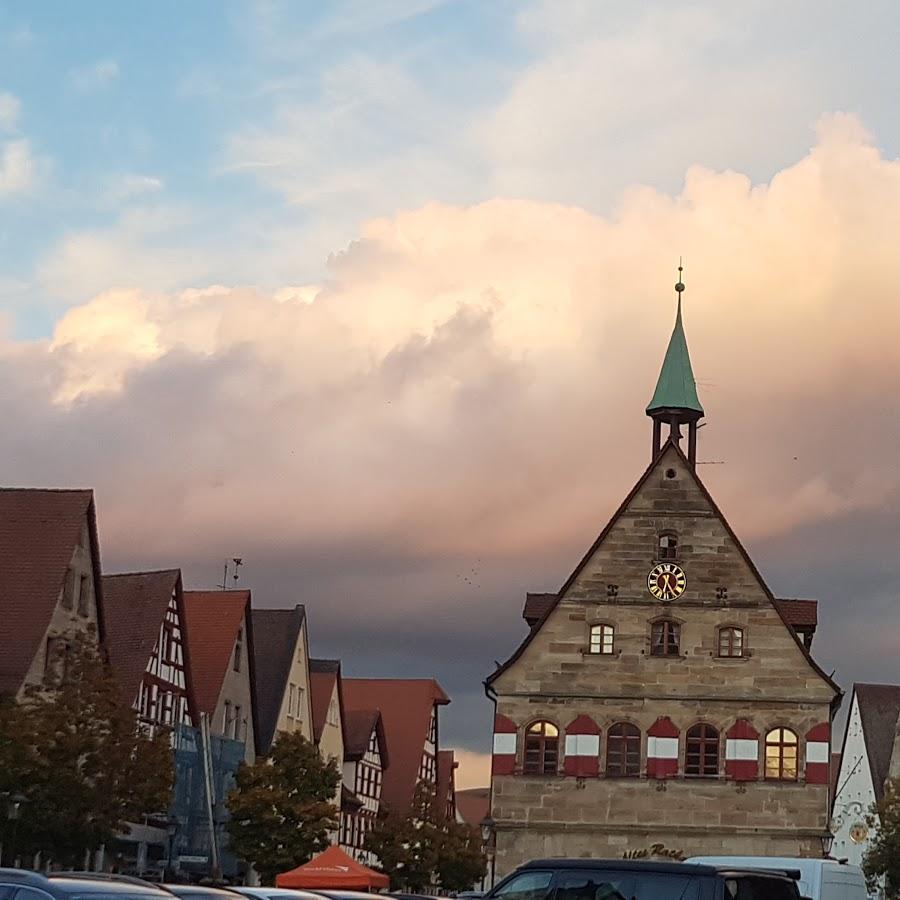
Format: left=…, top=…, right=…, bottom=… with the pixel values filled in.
left=170, top=723, right=246, bottom=879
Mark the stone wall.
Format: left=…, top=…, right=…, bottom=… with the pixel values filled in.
left=488, top=444, right=838, bottom=875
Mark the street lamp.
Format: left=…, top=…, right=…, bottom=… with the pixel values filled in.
left=164, top=817, right=179, bottom=882
left=821, top=830, right=835, bottom=859
left=480, top=816, right=497, bottom=891
left=6, top=794, right=27, bottom=868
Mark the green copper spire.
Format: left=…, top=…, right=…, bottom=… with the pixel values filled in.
left=646, top=267, right=704, bottom=416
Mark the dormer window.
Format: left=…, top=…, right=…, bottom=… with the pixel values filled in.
left=658, top=533, right=678, bottom=561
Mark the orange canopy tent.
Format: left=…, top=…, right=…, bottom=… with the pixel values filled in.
left=275, top=845, right=390, bottom=890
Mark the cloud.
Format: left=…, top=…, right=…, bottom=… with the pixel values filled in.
left=69, top=59, right=120, bottom=92
left=453, top=750, right=491, bottom=790
left=6, top=114, right=900, bottom=751
left=104, top=173, right=165, bottom=205
left=0, top=92, right=20, bottom=131
left=0, top=139, right=34, bottom=195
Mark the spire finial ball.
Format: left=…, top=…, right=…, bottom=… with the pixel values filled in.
left=675, top=262, right=685, bottom=294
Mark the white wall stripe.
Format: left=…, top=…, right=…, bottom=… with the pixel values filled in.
left=493, top=733, right=516, bottom=755
left=806, top=741, right=830, bottom=764
left=565, top=734, right=600, bottom=756
left=725, top=739, right=758, bottom=761
left=647, top=736, right=679, bottom=758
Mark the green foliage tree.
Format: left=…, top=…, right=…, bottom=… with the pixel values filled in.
left=0, top=636, right=174, bottom=865
left=226, top=730, right=340, bottom=884
left=864, top=776, right=900, bottom=897
left=365, top=781, right=485, bottom=892
left=435, top=818, right=487, bottom=891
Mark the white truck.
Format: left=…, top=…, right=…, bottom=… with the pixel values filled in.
left=686, top=855, right=868, bottom=900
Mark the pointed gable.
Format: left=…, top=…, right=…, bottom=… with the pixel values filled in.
left=252, top=605, right=307, bottom=754
left=182, top=589, right=253, bottom=716
left=343, top=678, right=449, bottom=812
left=0, top=488, right=104, bottom=696
left=855, top=683, right=900, bottom=802
left=102, top=569, right=193, bottom=712
left=488, top=440, right=839, bottom=700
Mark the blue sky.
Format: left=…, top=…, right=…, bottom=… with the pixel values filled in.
left=4, top=2, right=900, bottom=779
left=6, top=0, right=900, bottom=338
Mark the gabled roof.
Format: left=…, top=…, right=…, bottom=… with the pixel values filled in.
left=251, top=605, right=307, bottom=754
left=774, top=598, right=818, bottom=628
left=309, top=658, right=343, bottom=745
left=854, top=683, right=900, bottom=802
left=0, top=488, right=104, bottom=696
left=646, top=297, right=704, bottom=416
left=436, top=749, right=457, bottom=819
left=182, top=589, right=254, bottom=717
left=455, top=787, right=489, bottom=829
left=103, top=569, right=190, bottom=710
left=342, top=677, right=449, bottom=812
left=343, top=708, right=388, bottom=767
left=523, top=592, right=556, bottom=627
left=487, top=439, right=840, bottom=702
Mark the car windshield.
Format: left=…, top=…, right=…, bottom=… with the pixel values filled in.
left=724, top=876, right=801, bottom=900
left=554, top=870, right=701, bottom=900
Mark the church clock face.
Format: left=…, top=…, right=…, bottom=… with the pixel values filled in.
left=648, top=563, right=686, bottom=601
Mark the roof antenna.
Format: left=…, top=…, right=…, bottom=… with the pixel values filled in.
left=219, top=557, right=243, bottom=589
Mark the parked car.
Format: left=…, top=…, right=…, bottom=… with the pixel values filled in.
left=0, top=870, right=175, bottom=900
left=163, top=886, right=245, bottom=900
left=483, top=857, right=802, bottom=900
left=686, top=856, right=868, bottom=900
left=231, top=888, right=325, bottom=900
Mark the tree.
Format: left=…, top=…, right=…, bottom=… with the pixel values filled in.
left=365, top=781, right=485, bottom=892
left=435, top=819, right=487, bottom=892
left=226, top=730, right=340, bottom=884
left=864, top=777, right=900, bottom=897
left=0, top=637, right=174, bottom=865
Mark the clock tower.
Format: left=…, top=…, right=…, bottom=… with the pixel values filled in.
left=484, top=272, right=841, bottom=877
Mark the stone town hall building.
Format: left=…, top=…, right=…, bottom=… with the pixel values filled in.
left=485, top=279, right=841, bottom=874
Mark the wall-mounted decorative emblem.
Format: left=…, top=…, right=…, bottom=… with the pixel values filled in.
left=647, top=563, right=686, bottom=601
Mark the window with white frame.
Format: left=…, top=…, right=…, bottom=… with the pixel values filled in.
left=588, top=623, right=615, bottom=654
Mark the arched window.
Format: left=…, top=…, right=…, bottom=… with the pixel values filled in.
left=685, top=723, right=720, bottom=777
left=588, top=623, right=615, bottom=655
left=765, top=728, right=798, bottom=780
left=524, top=721, right=559, bottom=775
left=658, top=532, right=678, bottom=560
left=650, top=620, right=681, bottom=656
left=606, top=723, right=641, bottom=776
left=717, top=626, right=744, bottom=658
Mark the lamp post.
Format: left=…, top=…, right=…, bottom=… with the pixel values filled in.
left=821, top=830, right=835, bottom=859
left=164, top=817, right=179, bottom=882
left=480, top=816, right=496, bottom=891
left=6, top=794, right=27, bottom=868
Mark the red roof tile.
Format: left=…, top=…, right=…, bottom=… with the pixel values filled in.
left=342, top=678, right=449, bottom=812
left=523, top=592, right=556, bottom=627
left=309, top=658, right=342, bottom=745
left=0, top=488, right=102, bottom=696
left=455, top=787, right=489, bottom=828
left=774, top=598, right=818, bottom=628
left=102, top=569, right=185, bottom=708
left=182, top=590, right=251, bottom=717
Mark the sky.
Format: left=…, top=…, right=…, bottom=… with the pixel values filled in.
left=2, top=0, right=900, bottom=788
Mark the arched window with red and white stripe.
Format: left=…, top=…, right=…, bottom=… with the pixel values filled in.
left=491, top=713, right=517, bottom=775
left=725, top=719, right=759, bottom=781
left=646, top=716, right=679, bottom=779
left=805, top=723, right=830, bottom=784
left=563, top=715, right=600, bottom=777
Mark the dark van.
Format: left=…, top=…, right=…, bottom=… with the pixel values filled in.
left=484, top=858, right=801, bottom=900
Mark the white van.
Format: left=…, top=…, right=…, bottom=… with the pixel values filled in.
left=686, top=856, right=868, bottom=900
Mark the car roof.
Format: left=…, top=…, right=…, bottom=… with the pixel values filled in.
left=162, top=888, right=243, bottom=897
left=231, top=891, right=322, bottom=899
left=48, top=877, right=172, bottom=895
left=517, top=859, right=718, bottom=877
